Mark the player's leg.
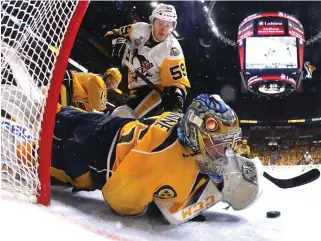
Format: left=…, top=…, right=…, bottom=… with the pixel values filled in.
left=126, top=87, right=163, bottom=118
left=52, top=106, right=113, bottom=190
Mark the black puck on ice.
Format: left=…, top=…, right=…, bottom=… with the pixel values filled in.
left=266, top=211, right=281, bottom=218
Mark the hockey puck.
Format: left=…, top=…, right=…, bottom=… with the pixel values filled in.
left=266, top=211, right=281, bottom=218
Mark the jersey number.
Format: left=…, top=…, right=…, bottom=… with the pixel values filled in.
left=169, top=63, right=186, bottom=80
left=119, top=25, right=132, bottom=36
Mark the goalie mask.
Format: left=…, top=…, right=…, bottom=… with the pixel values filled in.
left=177, top=94, right=241, bottom=181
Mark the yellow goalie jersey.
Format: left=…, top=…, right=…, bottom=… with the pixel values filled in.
left=106, top=22, right=191, bottom=91
left=102, top=112, right=200, bottom=216
left=70, top=71, right=107, bottom=112
left=50, top=107, right=210, bottom=218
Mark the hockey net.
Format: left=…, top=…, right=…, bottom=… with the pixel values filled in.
left=1, top=1, right=88, bottom=204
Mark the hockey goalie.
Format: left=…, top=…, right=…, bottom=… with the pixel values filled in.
left=48, top=93, right=264, bottom=224
left=3, top=91, right=264, bottom=224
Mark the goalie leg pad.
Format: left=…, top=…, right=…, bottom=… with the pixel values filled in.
left=154, top=178, right=222, bottom=225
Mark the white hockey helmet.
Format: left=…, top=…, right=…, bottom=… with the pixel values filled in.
left=149, top=3, right=177, bottom=28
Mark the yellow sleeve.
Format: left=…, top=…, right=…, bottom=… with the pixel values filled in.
left=246, top=146, right=251, bottom=155
left=87, top=77, right=107, bottom=112
left=104, top=24, right=134, bottom=39
left=102, top=150, right=158, bottom=216
left=236, top=145, right=242, bottom=154
left=70, top=71, right=87, bottom=102
left=87, top=80, right=101, bottom=111
left=73, top=72, right=106, bottom=112
left=160, top=57, right=190, bottom=89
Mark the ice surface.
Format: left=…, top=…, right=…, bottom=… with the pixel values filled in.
left=1, top=165, right=321, bottom=241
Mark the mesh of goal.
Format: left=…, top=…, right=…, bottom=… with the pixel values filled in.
left=1, top=1, right=87, bottom=203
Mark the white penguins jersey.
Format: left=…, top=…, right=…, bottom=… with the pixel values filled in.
left=107, top=22, right=190, bottom=91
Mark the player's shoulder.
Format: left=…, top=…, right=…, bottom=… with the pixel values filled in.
left=163, top=35, right=184, bottom=59
left=86, top=73, right=105, bottom=89
left=167, top=34, right=181, bottom=47
left=140, top=111, right=181, bottom=125
left=155, top=111, right=182, bottom=122
left=132, top=22, right=151, bottom=36
left=133, top=22, right=150, bottom=29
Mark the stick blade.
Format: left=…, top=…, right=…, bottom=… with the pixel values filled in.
left=264, top=168, right=320, bottom=189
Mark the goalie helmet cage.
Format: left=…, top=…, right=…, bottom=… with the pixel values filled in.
left=1, top=1, right=89, bottom=205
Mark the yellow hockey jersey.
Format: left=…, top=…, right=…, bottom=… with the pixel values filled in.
left=102, top=112, right=201, bottom=216
left=50, top=107, right=209, bottom=217
left=71, top=71, right=107, bottom=111
left=106, top=22, right=191, bottom=91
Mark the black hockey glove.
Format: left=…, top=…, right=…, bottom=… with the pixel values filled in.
left=161, top=86, right=185, bottom=113
left=110, top=37, right=131, bottom=67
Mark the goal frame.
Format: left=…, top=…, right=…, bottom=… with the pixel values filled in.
left=36, top=1, right=89, bottom=205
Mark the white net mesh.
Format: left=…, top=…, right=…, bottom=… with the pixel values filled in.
left=1, top=0, right=81, bottom=203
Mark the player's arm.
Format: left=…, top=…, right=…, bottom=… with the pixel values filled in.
left=87, top=80, right=102, bottom=111
left=246, top=146, right=251, bottom=156
left=104, top=24, right=134, bottom=39
left=159, top=43, right=191, bottom=113
left=159, top=57, right=189, bottom=113
left=104, top=24, right=135, bottom=68
left=101, top=151, right=157, bottom=216
left=87, top=75, right=107, bottom=112
left=160, top=56, right=190, bottom=90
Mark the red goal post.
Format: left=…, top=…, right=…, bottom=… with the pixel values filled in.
left=1, top=1, right=89, bottom=205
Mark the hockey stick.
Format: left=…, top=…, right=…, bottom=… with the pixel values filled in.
left=263, top=168, right=320, bottom=189
left=118, top=38, right=163, bottom=95
left=123, top=59, right=163, bottom=96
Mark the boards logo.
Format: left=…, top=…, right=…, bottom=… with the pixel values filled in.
left=1, top=119, right=36, bottom=141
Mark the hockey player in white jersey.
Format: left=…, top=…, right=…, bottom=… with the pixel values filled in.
left=105, top=3, right=191, bottom=119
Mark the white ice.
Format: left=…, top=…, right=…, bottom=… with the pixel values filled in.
left=1, top=165, right=321, bottom=241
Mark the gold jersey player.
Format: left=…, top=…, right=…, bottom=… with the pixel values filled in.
left=235, top=139, right=251, bottom=158
left=59, top=68, right=122, bottom=112
left=105, top=4, right=191, bottom=119
left=51, top=94, right=264, bottom=225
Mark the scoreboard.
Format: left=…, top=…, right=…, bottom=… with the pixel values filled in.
left=237, top=12, right=305, bottom=97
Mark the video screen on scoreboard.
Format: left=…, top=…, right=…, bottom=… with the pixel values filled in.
left=245, top=36, right=298, bottom=70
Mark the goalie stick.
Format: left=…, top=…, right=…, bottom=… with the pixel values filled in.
left=263, top=168, right=320, bottom=189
